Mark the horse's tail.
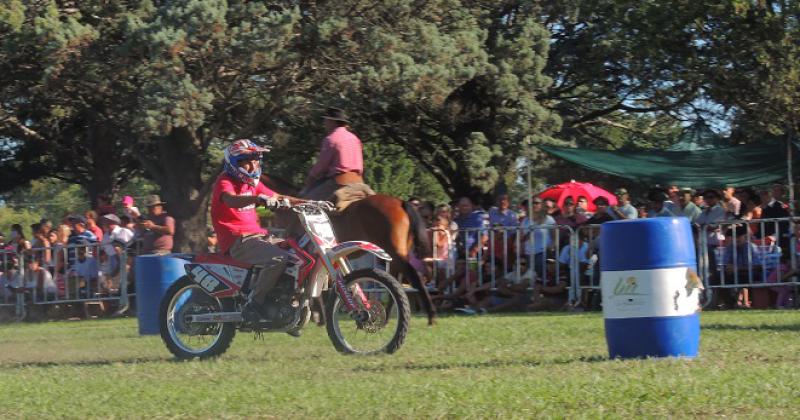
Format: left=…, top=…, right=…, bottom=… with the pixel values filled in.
left=402, top=201, right=432, bottom=258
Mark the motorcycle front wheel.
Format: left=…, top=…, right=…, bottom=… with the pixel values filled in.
left=159, top=276, right=236, bottom=360
left=326, top=268, right=410, bottom=355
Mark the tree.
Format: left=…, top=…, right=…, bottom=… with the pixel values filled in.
left=285, top=1, right=560, bottom=198
left=0, top=0, right=143, bottom=205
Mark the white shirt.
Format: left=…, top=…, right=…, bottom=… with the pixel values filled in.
left=521, top=216, right=555, bottom=255
left=102, top=225, right=134, bottom=256
left=24, top=268, right=57, bottom=294
left=608, top=203, right=638, bottom=220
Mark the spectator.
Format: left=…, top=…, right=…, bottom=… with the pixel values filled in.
left=430, top=214, right=456, bottom=282
left=67, top=240, right=99, bottom=296
left=436, top=196, right=489, bottom=295
left=46, top=229, right=59, bottom=274
left=84, top=210, right=104, bottom=241
left=66, top=215, right=98, bottom=269
left=693, top=191, right=706, bottom=210
left=647, top=189, right=677, bottom=218
left=98, top=242, right=123, bottom=293
left=30, top=223, right=52, bottom=267
left=119, top=215, right=136, bottom=232
left=677, top=188, right=702, bottom=222
left=9, top=224, right=31, bottom=253
left=488, top=194, right=519, bottom=227
left=586, top=196, right=614, bottom=224
left=575, top=196, right=591, bottom=217
left=608, top=188, right=638, bottom=220
left=721, top=186, right=742, bottom=218
left=758, top=188, right=790, bottom=249
left=521, top=197, right=555, bottom=280
left=554, top=197, right=587, bottom=248
left=772, top=183, right=788, bottom=204
left=95, top=194, right=117, bottom=216
left=0, top=231, right=5, bottom=250
left=0, top=258, right=22, bottom=302
left=138, top=195, right=175, bottom=255
left=51, top=223, right=71, bottom=277
left=739, top=189, right=762, bottom=222
left=721, top=227, right=760, bottom=308
left=99, top=213, right=134, bottom=257
left=635, top=201, right=649, bottom=218
left=452, top=195, right=489, bottom=260
left=695, top=189, right=729, bottom=307
left=39, top=218, right=53, bottom=237
left=666, top=185, right=680, bottom=206
left=121, top=195, right=141, bottom=220
left=434, top=203, right=459, bottom=241
left=23, top=256, right=57, bottom=301
left=543, top=198, right=559, bottom=217
left=766, top=254, right=796, bottom=309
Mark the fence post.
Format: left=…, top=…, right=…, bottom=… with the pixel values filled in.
left=569, top=226, right=578, bottom=305
left=117, top=247, right=129, bottom=314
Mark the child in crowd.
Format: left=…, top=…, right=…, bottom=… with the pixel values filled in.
left=430, top=214, right=456, bottom=284
left=122, top=195, right=141, bottom=220
left=766, top=254, right=796, bottom=309
left=24, top=256, right=57, bottom=301
left=67, top=242, right=99, bottom=298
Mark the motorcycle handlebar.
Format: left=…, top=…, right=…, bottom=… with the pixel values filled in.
left=290, top=200, right=335, bottom=213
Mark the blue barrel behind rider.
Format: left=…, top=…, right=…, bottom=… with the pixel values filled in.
left=600, top=217, right=701, bottom=359
left=136, top=254, right=188, bottom=335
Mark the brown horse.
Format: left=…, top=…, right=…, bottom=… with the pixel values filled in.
left=261, top=174, right=437, bottom=325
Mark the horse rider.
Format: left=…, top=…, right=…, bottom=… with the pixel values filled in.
left=300, top=107, right=373, bottom=203
left=210, top=139, right=303, bottom=325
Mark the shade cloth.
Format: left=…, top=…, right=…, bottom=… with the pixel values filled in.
left=539, top=140, right=795, bottom=188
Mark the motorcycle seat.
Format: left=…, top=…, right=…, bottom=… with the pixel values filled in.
left=194, top=253, right=254, bottom=269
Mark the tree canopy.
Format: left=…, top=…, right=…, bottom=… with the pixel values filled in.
left=2, top=0, right=799, bottom=250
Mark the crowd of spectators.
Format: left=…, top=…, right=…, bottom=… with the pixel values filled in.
left=409, top=183, right=797, bottom=314
left=0, top=194, right=176, bottom=312
left=1, top=183, right=797, bottom=318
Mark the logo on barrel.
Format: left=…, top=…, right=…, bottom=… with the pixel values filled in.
left=613, top=276, right=646, bottom=296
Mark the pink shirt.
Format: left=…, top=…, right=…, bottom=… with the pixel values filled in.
left=210, top=174, right=276, bottom=254
left=308, top=127, right=363, bottom=180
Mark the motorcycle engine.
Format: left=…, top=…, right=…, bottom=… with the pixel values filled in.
left=261, top=273, right=300, bottom=328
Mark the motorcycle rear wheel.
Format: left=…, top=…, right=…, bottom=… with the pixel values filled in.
left=326, top=268, right=410, bottom=355
left=159, top=276, right=236, bottom=360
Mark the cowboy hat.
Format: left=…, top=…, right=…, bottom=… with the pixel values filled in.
left=322, top=107, right=350, bottom=124
left=144, top=194, right=166, bottom=207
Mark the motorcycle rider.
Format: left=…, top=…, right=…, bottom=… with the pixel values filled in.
left=210, top=139, right=303, bottom=323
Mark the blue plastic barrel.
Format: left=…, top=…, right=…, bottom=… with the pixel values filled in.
left=135, top=255, right=189, bottom=335
left=600, top=217, right=701, bottom=359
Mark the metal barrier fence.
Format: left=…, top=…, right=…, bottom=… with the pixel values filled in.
left=1, top=241, right=132, bottom=321
left=2, top=217, right=797, bottom=321
left=424, top=216, right=799, bottom=309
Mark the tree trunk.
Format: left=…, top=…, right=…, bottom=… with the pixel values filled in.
left=147, top=127, right=213, bottom=253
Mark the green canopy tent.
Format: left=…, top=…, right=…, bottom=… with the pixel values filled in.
left=538, top=140, right=796, bottom=188
left=666, top=120, right=729, bottom=151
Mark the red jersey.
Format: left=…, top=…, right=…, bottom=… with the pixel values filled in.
left=210, top=173, right=276, bottom=254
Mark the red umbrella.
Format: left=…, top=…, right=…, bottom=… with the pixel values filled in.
left=538, top=180, right=618, bottom=212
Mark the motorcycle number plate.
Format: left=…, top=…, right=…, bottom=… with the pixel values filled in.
left=306, top=213, right=336, bottom=245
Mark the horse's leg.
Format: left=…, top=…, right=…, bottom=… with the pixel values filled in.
left=389, top=244, right=436, bottom=325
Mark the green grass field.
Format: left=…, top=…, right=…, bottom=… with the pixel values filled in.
left=1, top=311, right=799, bottom=419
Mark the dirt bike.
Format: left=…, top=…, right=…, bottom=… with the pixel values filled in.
left=158, top=201, right=411, bottom=359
